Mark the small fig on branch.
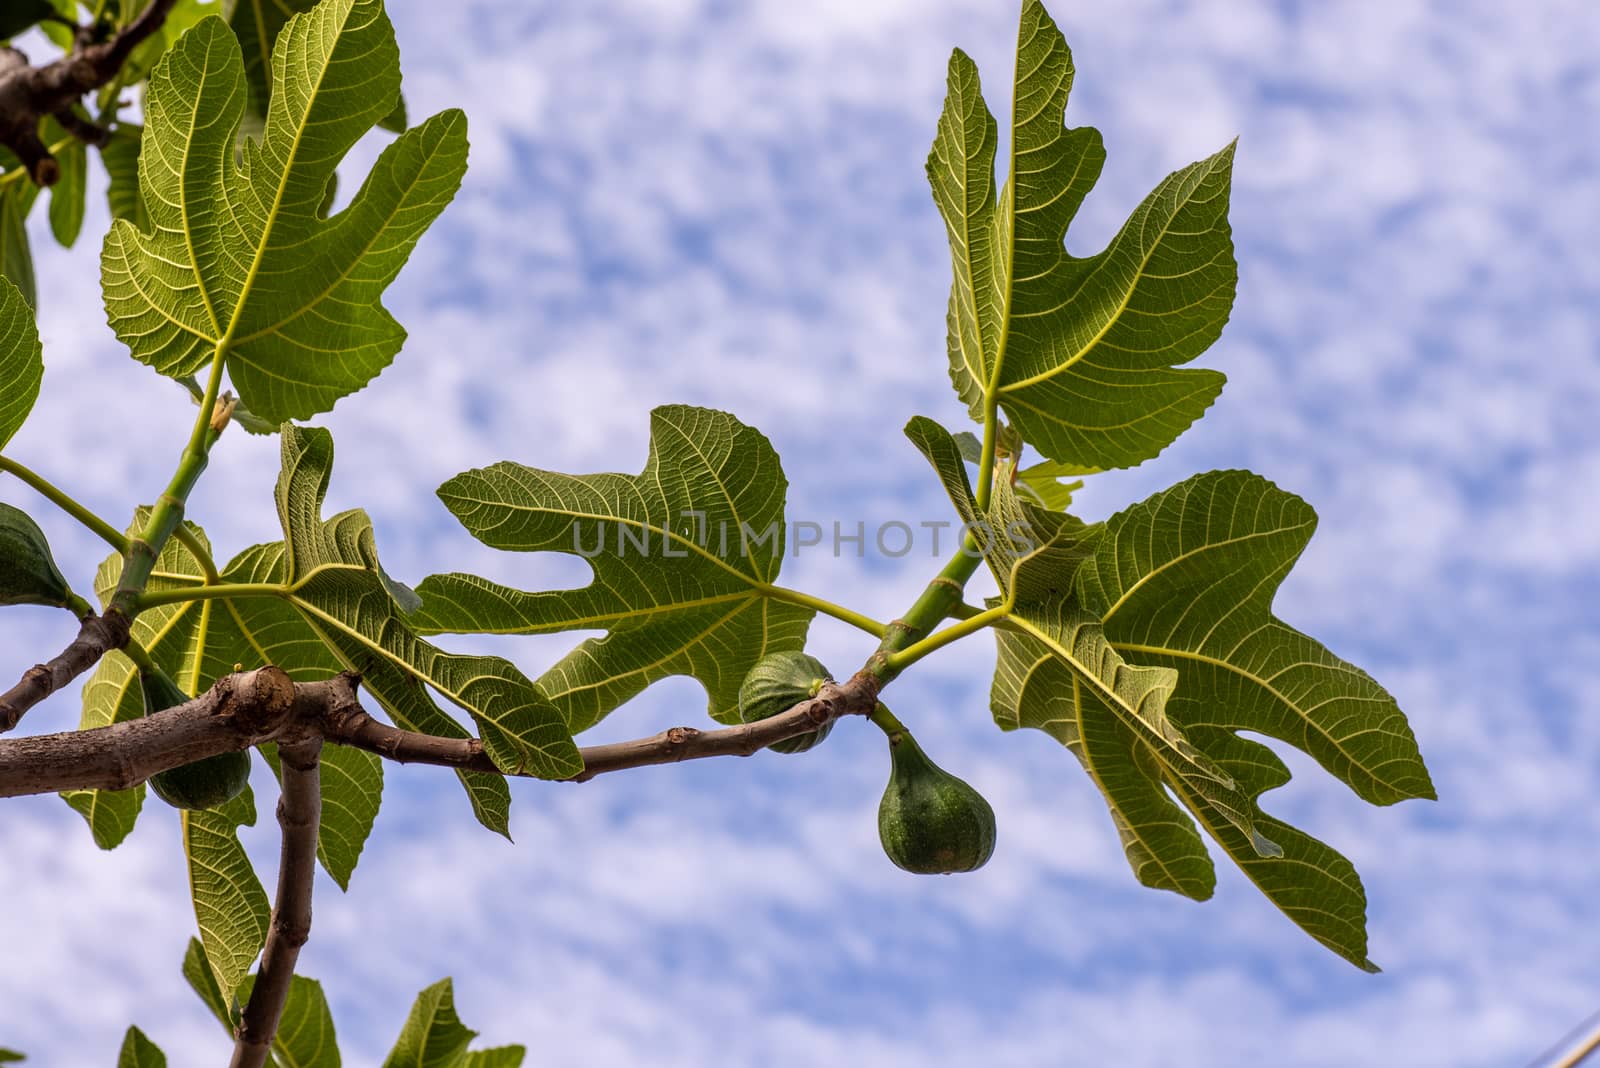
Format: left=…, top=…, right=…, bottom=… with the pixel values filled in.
left=142, top=668, right=251, bottom=811
left=876, top=711, right=996, bottom=874
left=738, top=651, right=834, bottom=754
left=0, top=502, right=72, bottom=608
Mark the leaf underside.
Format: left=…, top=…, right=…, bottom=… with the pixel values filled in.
left=416, top=405, right=815, bottom=733
left=908, top=416, right=1431, bottom=968
left=929, top=0, right=1235, bottom=470
left=102, top=0, right=466, bottom=423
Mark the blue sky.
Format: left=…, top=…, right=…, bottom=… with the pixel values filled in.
left=2, top=0, right=1599, bottom=1063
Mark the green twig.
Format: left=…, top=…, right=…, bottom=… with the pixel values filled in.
left=884, top=601, right=1010, bottom=673
left=0, top=455, right=129, bottom=554
left=108, top=353, right=229, bottom=619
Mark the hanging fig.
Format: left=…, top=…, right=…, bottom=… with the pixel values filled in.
left=737, top=651, right=834, bottom=754
left=876, top=710, right=996, bottom=874
left=0, top=502, right=72, bottom=608
left=143, top=668, right=252, bottom=811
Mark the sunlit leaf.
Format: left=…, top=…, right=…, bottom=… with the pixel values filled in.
left=102, top=2, right=467, bottom=422
left=381, top=979, right=475, bottom=1068
left=273, top=425, right=578, bottom=777
left=1073, top=469, right=1434, bottom=968
left=929, top=0, right=1233, bottom=469
left=184, top=786, right=270, bottom=1000
left=415, top=405, right=815, bottom=732
left=116, top=1027, right=166, bottom=1068
left=0, top=278, right=38, bottom=447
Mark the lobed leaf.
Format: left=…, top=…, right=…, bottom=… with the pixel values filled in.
left=0, top=277, right=40, bottom=447
left=929, top=0, right=1234, bottom=469
left=1073, top=469, right=1434, bottom=967
left=273, top=425, right=579, bottom=778
left=101, top=124, right=149, bottom=231
left=102, top=1, right=466, bottom=423
left=416, top=405, right=815, bottom=733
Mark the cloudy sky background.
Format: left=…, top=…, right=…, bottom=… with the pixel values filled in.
left=3, top=0, right=1599, bottom=1063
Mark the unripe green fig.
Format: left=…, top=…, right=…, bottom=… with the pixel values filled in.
left=876, top=717, right=996, bottom=874
left=737, top=651, right=833, bottom=754
left=0, top=503, right=72, bottom=608
left=142, top=669, right=251, bottom=811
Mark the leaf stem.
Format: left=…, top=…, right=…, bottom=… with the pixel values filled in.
left=884, top=602, right=1010, bottom=673
left=975, top=395, right=1001, bottom=511
left=108, top=351, right=229, bottom=619
left=170, top=524, right=220, bottom=583
left=117, top=634, right=158, bottom=675
left=0, top=454, right=129, bottom=554
left=133, top=582, right=283, bottom=611
left=764, top=585, right=887, bottom=638
left=867, top=701, right=907, bottom=739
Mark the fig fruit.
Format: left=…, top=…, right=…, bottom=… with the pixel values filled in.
left=0, top=503, right=71, bottom=608
left=876, top=717, right=996, bottom=874
left=143, top=668, right=251, bottom=811
left=737, top=651, right=833, bottom=754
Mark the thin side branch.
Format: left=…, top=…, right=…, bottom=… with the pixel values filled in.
left=0, top=611, right=130, bottom=734
left=314, top=670, right=886, bottom=783
left=0, top=0, right=177, bottom=183
left=231, top=735, right=322, bottom=1068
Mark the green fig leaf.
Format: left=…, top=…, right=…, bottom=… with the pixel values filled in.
left=101, top=123, right=149, bottom=230
left=0, top=186, right=35, bottom=313
left=381, top=978, right=475, bottom=1068
left=182, top=936, right=234, bottom=1031
left=0, top=276, right=41, bottom=445
left=929, top=0, right=1233, bottom=469
left=272, top=425, right=578, bottom=778
left=905, top=417, right=1275, bottom=898
left=414, top=405, right=815, bottom=732
left=0, top=503, right=71, bottom=608
left=116, top=1026, right=167, bottom=1068
left=235, top=972, right=341, bottom=1067
left=42, top=117, right=86, bottom=248
left=184, top=786, right=270, bottom=1001
left=102, top=2, right=466, bottom=423
left=1071, top=469, right=1434, bottom=969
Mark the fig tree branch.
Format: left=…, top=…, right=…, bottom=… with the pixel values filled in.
left=313, top=671, right=885, bottom=782
left=231, top=733, right=322, bottom=1068
left=0, top=666, right=298, bottom=795
left=0, top=666, right=883, bottom=797
left=0, top=610, right=129, bottom=734
left=0, top=0, right=178, bottom=184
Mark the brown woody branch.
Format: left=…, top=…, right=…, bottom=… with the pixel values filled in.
left=311, top=670, right=884, bottom=782
left=0, top=667, right=882, bottom=799
left=0, top=0, right=176, bottom=184
left=231, top=733, right=322, bottom=1068
left=0, top=610, right=130, bottom=734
